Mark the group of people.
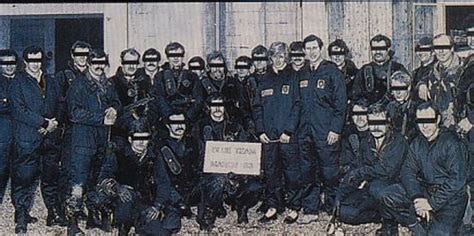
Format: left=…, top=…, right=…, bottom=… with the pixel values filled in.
left=0, top=28, right=473, bottom=236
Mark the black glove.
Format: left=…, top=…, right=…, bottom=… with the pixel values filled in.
left=98, top=178, right=118, bottom=197
left=342, top=170, right=361, bottom=187
left=144, top=204, right=165, bottom=222
left=117, top=185, right=134, bottom=203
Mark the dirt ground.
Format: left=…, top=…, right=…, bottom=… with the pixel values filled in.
left=0, top=187, right=419, bottom=236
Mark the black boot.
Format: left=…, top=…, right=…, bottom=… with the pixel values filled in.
left=375, top=221, right=399, bottom=236
left=14, top=211, right=28, bottom=234
left=118, top=223, right=131, bottom=236
left=100, top=210, right=113, bottom=232
left=198, top=207, right=216, bottom=232
left=237, top=207, right=249, bottom=224
left=85, top=209, right=101, bottom=229
left=47, top=208, right=65, bottom=227
left=178, top=202, right=192, bottom=219
left=67, top=216, right=84, bottom=236
left=215, top=205, right=227, bottom=218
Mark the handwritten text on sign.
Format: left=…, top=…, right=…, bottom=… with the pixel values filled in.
left=203, top=141, right=261, bottom=175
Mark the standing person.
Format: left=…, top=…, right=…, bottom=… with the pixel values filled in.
left=65, top=49, right=121, bottom=235
left=297, top=34, right=347, bottom=223
left=352, top=34, right=408, bottom=105
left=251, top=45, right=269, bottom=81
left=0, top=49, right=17, bottom=204
left=234, top=55, right=258, bottom=136
left=55, top=40, right=92, bottom=224
left=412, top=37, right=437, bottom=95
left=10, top=46, right=63, bottom=233
left=417, top=34, right=464, bottom=129
left=253, top=41, right=302, bottom=223
left=140, top=48, right=161, bottom=86
left=328, top=39, right=359, bottom=102
left=150, top=42, right=204, bottom=133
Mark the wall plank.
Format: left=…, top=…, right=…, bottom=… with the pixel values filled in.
left=392, top=0, right=413, bottom=70
left=127, top=3, right=207, bottom=66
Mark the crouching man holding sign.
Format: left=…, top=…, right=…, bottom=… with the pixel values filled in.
left=197, top=96, right=263, bottom=231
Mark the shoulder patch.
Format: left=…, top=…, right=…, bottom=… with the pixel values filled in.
left=261, top=88, right=274, bottom=97
left=281, top=85, right=290, bottom=94
left=299, top=80, right=308, bottom=88
left=317, top=80, right=325, bottom=89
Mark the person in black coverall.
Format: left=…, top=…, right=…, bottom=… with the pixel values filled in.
left=379, top=101, right=468, bottom=235
left=297, top=35, right=347, bottom=224
left=352, top=34, right=408, bottom=106
left=10, top=46, right=64, bottom=233
left=92, top=119, right=181, bottom=236
left=252, top=41, right=302, bottom=224
left=196, top=96, right=262, bottom=230
left=340, top=103, right=410, bottom=235
left=65, top=49, right=121, bottom=235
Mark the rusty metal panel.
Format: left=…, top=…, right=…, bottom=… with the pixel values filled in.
left=127, top=3, right=207, bottom=64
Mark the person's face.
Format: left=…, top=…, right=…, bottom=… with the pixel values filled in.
left=89, top=57, right=107, bottom=77
left=71, top=47, right=89, bottom=68
left=129, top=132, right=150, bottom=153
left=467, top=35, right=474, bottom=49
left=391, top=79, right=410, bottom=103
left=189, top=62, right=203, bottom=77
left=121, top=52, right=139, bottom=76
left=371, top=40, right=389, bottom=63
left=209, top=58, right=225, bottom=81
left=351, top=105, right=368, bottom=131
left=0, top=56, right=17, bottom=77
left=252, top=53, right=268, bottom=72
left=210, top=103, right=225, bottom=122
left=25, top=52, right=42, bottom=74
left=416, top=108, right=440, bottom=140
left=416, top=48, right=433, bottom=64
left=167, top=48, right=184, bottom=69
left=236, top=67, right=250, bottom=78
left=290, top=50, right=305, bottom=67
left=433, top=37, right=453, bottom=63
left=368, top=112, right=388, bottom=138
left=143, top=54, right=159, bottom=73
left=304, top=40, right=322, bottom=63
left=270, top=51, right=287, bottom=70
left=167, top=115, right=187, bottom=138
left=329, top=46, right=346, bottom=67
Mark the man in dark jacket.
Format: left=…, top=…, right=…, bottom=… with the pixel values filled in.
left=149, top=42, right=204, bottom=132
left=158, top=113, right=200, bottom=219
left=253, top=41, right=302, bottom=224
left=65, top=49, right=121, bottom=235
left=234, top=55, right=258, bottom=136
left=380, top=101, right=468, bottom=235
left=10, top=46, right=64, bottom=233
left=352, top=34, right=408, bottom=105
left=188, top=56, right=206, bottom=79
left=412, top=37, right=437, bottom=99
left=251, top=45, right=269, bottom=81
left=297, top=35, right=347, bottom=223
left=386, top=71, right=418, bottom=141
left=140, top=48, right=161, bottom=86
left=92, top=119, right=180, bottom=236
left=110, top=48, right=152, bottom=147
left=196, top=96, right=262, bottom=230
left=0, top=49, right=17, bottom=204
left=200, top=51, right=246, bottom=125
left=328, top=39, right=359, bottom=102
left=55, top=40, right=92, bottom=224
left=340, top=103, right=410, bottom=234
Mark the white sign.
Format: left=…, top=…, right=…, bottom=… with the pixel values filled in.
left=203, top=141, right=261, bottom=176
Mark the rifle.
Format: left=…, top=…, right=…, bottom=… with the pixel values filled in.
left=121, top=96, right=156, bottom=117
